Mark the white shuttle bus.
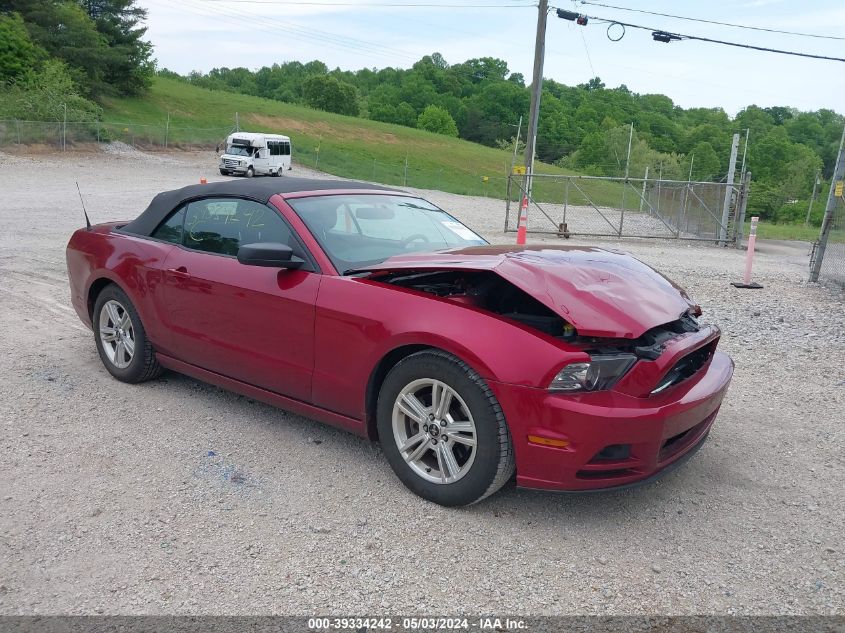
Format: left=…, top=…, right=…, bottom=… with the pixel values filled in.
left=218, top=132, right=292, bottom=177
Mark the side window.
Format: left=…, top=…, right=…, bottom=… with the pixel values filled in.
left=182, top=197, right=303, bottom=260
left=283, top=142, right=291, bottom=156
left=151, top=206, right=186, bottom=244
left=268, top=141, right=278, bottom=156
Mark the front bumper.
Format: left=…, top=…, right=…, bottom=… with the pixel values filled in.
left=489, top=350, right=734, bottom=491
left=219, top=160, right=247, bottom=173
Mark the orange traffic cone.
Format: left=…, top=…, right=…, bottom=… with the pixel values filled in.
left=516, top=196, right=528, bottom=245
left=200, top=177, right=207, bottom=184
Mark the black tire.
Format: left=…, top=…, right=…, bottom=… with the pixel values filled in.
left=219, top=169, right=229, bottom=176
left=377, top=350, right=515, bottom=506
left=92, top=284, right=163, bottom=384
left=245, top=166, right=254, bottom=178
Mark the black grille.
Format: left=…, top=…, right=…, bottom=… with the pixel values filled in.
left=652, top=344, right=714, bottom=394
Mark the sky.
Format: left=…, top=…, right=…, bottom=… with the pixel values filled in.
left=141, top=0, right=845, bottom=116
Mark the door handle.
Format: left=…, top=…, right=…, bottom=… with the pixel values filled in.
left=166, top=266, right=191, bottom=279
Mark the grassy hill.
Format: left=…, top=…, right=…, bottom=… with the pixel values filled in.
left=101, top=77, right=619, bottom=204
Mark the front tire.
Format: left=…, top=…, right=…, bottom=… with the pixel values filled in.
left=93, top=284, right=163, bottom=383
left=219, top=169, right=229, bottom=176
left=245, top=166, right=254, bottom=178
left=377, top=350, right=515, bottom=506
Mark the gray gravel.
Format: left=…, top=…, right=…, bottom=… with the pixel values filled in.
left=0, top=148, right=843, bottom=615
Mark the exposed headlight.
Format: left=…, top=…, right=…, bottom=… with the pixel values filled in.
left=549, top=354, right=637, bottom=392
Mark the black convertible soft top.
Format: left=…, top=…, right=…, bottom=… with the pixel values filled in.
left=120, top=177, right=399, bottom=237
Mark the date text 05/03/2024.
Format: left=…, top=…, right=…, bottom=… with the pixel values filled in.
left=307, top=617, right=528, bottom=630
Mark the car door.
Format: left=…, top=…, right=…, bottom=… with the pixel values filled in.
left=159, top=196, right=320, bottom=402
left=252, top=146, right=270, bottom=175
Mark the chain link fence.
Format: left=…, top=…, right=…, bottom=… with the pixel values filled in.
left=505, top=174, right=745, bottom=244
left=0, top=119, right=233, bottom=151
left=810, top=190, right=845, bottom=287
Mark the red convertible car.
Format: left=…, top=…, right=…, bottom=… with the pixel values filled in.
left=66, top=178, right=733, bottom=506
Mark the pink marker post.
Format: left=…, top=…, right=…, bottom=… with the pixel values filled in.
left=731, top=216, right=763, bottom=289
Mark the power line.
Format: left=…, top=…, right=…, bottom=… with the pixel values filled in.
left=577, top=26, right=595, bottom=76
left=577, top=1, right=845, bottom=41
left=554, top=8, right=845, bottom=63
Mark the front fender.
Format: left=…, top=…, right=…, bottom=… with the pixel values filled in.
left=311, top=276, right=581, bottom=419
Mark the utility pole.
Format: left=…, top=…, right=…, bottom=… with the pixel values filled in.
left=719, top=133, right=740, bottom=246
left=523, top=0, right=548, bottom=200
left=804, top=169, right=821, bottom=225
left=810, top=124, right=845, bottom=282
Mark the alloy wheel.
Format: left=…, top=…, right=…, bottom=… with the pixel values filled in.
left=98, top=299, right=135, bottom=369
left=391, top=378, right=477, bottom=484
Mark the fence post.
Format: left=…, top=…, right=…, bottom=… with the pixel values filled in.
left=563, top=178, right=570, bottom=225
left=372, top=158, right=376, bottom=181
left=735, top=171, right=751, bottom=248
left=639, top=166, right=649, bottom=213
left=719, top=133, right=740, bottom=246
left=165, top=112, right=170, bottom=149
left=619, top=184, right=626, bottom=237
left=403, top=155, right=408, bottom=187
left=505, top=175, right=512, bottom=232
left=15, top=119, right=21, bottom=145
left=810, top=124, right=845, bottom=282
left=62, top=103, right=67, bottom=152
left=679, top=183, right=689, bottom=235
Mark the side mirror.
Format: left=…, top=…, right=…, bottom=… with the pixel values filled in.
left=237, top=242, right=304, bottom=269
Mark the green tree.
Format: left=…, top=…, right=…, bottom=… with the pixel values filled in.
left=0, top=13, right=44, bottom=83
left=417, top=104, right=458, bottom=136
left=302, top=74, right=359, bottom=116
left=0, top=58, right=101, bottom=120
left=2, top=0, right=108, bottom=94
left=79, top=0, right=154, bottom=95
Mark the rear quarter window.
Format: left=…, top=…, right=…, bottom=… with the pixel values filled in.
left=151, top=206, right=186, bottom=244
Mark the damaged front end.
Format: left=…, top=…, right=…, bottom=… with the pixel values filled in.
left=362, top=266, right=716, bottom=397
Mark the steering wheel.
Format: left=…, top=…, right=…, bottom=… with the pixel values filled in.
left=401, top=233, right=430, bottom=248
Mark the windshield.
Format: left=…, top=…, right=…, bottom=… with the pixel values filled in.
left=288, top=194, right=487, bottom=273
left=225, top=145, right=252, bottom=157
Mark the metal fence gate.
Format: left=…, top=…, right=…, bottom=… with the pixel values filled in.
left=505, top=173, right=749, bottom=245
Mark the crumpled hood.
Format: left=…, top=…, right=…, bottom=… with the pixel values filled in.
left=358, top=245, right=696, bottom=338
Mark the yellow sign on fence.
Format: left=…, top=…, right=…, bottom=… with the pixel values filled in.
left=512, top=165, right=526, bottom=175
left=835, top=181, right=844, bottom=198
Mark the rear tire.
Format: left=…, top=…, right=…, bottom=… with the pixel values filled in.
left=377, top=350, right=515, bottom=506
left=93, top=284, right=163, bottom=384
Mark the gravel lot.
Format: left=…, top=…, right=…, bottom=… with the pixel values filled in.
left=0, top=147, right=843, bottom=616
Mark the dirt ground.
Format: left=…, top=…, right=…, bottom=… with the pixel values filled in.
left=0, top=148, right=843, bottom=615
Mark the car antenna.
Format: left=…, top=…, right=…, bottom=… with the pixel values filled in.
left=76, top=181, right=91, bottom=229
